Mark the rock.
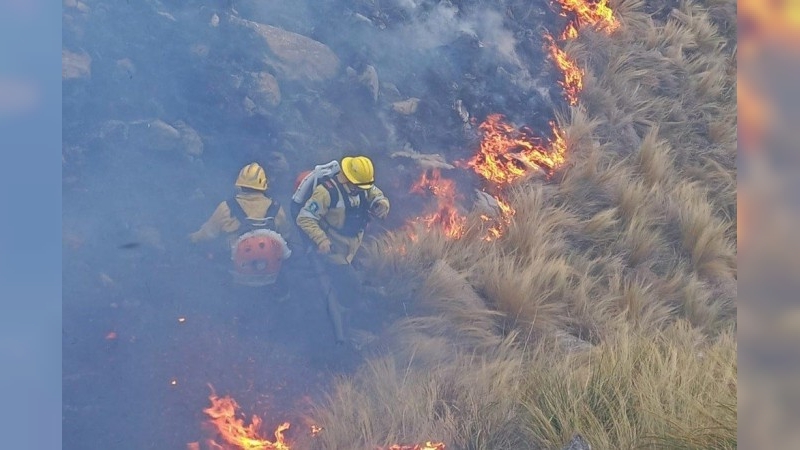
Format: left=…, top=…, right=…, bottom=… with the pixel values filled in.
left=358, top=65, right=379, bottom=102
left=156, top=10, right=177, bottom=22
left=473, top=190, right=501, bottom=217
left=146, top=119, right=181, bottom=141
left=247, top=71, right=281, bottom=108
left=454, top=99, right=470, bottom=123
left=173, top=121, right=204, bottom=157
left=242, top=96, right=258, bottom=116
left=122, top=119, right=203, bottom=158
left=391, top=149, right=454, bottom=170
left=392, top=98, right=420, bottom=115
left=232, top=16, right=340, bottom=83
left=62, top=49, right=91, bottom=80
left=560, top=434, right=591, bottom=450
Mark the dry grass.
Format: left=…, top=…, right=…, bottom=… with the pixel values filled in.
left=308, top=0, right=737, bottom=448
left=521, top=321, right=737, bottom=450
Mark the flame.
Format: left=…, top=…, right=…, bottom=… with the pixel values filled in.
left=468, top=114, right=566, bottom=185
left=399, top=1, right=602, bottom=242
left=545, top=34, right=583, bottom=106
left=485, top=196, right=516, bottom=241
left=202, top=391, right=290, bottom=450
left=556, top=0, right=618, bottom=33
left=548, top=0, right=618, bottom=104
left=560, top=22, right=579, bottom=40
left=409, top=169, right=467, bottom=239
left=381, top=442, right=446, bottom=450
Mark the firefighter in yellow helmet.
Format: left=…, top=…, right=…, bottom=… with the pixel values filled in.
left=190, top=162, right=294, bottom=298
left=296, top=155, right=390, bottom=265
left=296, top=155, right=390, bottom=343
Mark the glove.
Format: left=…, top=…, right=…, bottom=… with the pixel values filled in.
left=370, top=198, right=390, bottom=219
left=318, top=240, right=331, bottom=254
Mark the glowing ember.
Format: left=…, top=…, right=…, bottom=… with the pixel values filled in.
left=556, top=0, right=619, bottom=33
left=409, top=169, right=467, bottom=239
left=381, top=442, right=446, bottom=450
left=202, top=391, right=290, bottom=450
left=468, top=114, right=566, bottom=185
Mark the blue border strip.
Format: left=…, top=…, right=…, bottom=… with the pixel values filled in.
left=0, top=2, right=62, bottom=448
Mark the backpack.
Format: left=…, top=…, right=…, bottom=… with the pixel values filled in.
left=290, top=160, right=341, bottom=220
left=226, top=196, right=290, bottom=286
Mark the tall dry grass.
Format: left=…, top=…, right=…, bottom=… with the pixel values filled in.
left=308, top=0, right=737, bottom=448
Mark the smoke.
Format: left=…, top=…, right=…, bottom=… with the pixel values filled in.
left=62, top=0, right=563, bottom=447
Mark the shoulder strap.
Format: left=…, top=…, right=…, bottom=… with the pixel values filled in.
left=227, top=197, right=249, bottom=225
left=228, top=197, right=279, bottom=231
left=265, top=199, right=280, bottom=219
left=322, top=178, right=340, bottom=208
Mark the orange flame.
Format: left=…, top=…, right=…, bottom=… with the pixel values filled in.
left=468, top=114, right=566, bottom=185
left=545, top=34, right=583, bottom=106
left=381, top=442, right=446, bottom=450
left=549, top=0, right=617, bottom=104
left=485, top=196, right=516, bottom=241
left=556, top=0, right=619, bottom=33
left=202, top=391, right=290, bottom=450
left=409, top=169, right=466, bottom=239
left=560, top=22, right=579, bottom=40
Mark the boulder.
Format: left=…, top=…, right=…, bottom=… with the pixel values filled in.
left=358, top=65, right=380, bottom=102
left=247, top=71, right=281, bottom=108
left=115, top=119, right=204, bottom=158
left=392, top=97, right=420, bottom=115
left=231, top=16, right=339, bottom=83
left=172, top=121, right=204, bottom=158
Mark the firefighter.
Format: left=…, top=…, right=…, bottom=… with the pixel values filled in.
left=190, top=162, right=293, bottom=300
left=296, top=155, right=390, bottom=343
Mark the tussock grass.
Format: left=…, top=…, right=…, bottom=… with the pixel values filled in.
left=521, top=321, right=737, bottom=450
left=311, top=0, right=737, bottom=448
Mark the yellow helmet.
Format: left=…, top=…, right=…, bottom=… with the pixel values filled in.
left=235, top=162, right=268, bottom=191
left=341, top=156, right=375, bottom=189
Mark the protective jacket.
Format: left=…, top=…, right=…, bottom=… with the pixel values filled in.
left=297, top=177, right=388, bottom=265
left=191, top=191, right=293, bottom=246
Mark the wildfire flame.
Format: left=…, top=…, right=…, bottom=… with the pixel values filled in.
left=556, top=0, right=619, bottom=33
left=545, top=35, right=583, bottom=106
left=201, top=391, right=290, bottom=450
left=399, top=2, right=613, bottom=242
left=549, top=0, right=618, bottom=104
left=468, top=114, right=566, bottom=185
left=484, top=196, right=516, bottom=241
left=409, top=169, right=467, bottom=239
